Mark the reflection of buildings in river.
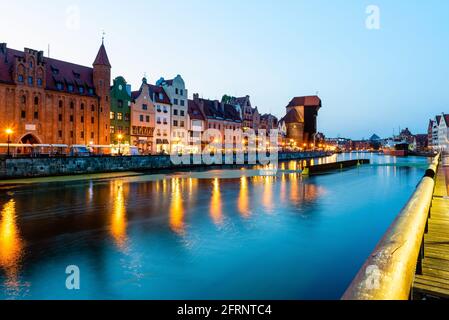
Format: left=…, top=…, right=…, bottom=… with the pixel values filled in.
left=169, top=178, right=185, bottom=235
left=210, top=178, right=223, bottom=225
left=286, top=174, right=324, bottom=205
left=288, top=161, right=298, bottom=171
left=238, top=177, right=250, bottom=218
left=110, top=180, right=129, bottom=251
left=280, top=173, right=287, bottom=204
left=188, top=178, right=198, bottom=202
left=262, top=176, right=274, bottom=212
left=87, top=180, right=94, bottom=203
left=0, top=199, right=25, bottom=297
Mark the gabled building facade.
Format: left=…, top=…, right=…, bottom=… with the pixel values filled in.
left=428, top=114, right=449, bottom=152
left=130, top=78, right=156, bottom=154
left=223, top=95, right=253, bottom=130
left=0, top=41, right=111, bottom=147
left=151, top=84, right=172, bottom=154
left=260, top=114, right=278, bottom=131
left=156, top=75, right=188, bottom=151
left=110, top=76, right=131, bottom=145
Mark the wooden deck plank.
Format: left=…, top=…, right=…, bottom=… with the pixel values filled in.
left=413, top=159, right=449, bottom=300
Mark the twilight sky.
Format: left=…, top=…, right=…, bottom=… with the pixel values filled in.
left=1, top=0, right=448, bottom=139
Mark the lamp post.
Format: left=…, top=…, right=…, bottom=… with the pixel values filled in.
left=117, top=134, right=123, bottom=156
left=5, top=128, right=13, bottom=157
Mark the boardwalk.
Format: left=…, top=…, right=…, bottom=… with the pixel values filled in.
left=413, top=156, right=449, bottom=299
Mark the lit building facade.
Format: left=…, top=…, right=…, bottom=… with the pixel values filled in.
left=151, top=85, right=172, bottom=154
left=156, top=75, right=188, bottom=152
left=130, top=78, right=155, bottom=154
left=0, top=42, right=111, bottom=148
left=281, top=96, right=321, bottom=148
left=110, top=76, right=131, bottom=145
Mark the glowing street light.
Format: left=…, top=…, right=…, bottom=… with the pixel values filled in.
left=117, top=134, right=123, bottom=156
left=5, top=128, right=13, bottom=157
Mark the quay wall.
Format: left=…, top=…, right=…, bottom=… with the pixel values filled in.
left=0, top=152, right=330, bottom=179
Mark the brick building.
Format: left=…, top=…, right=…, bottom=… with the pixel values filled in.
left=280, top=96, right=321, bottom=147
left=0, top=41, right=111, bottom=148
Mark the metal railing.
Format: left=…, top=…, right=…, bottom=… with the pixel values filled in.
left=342, top=154, right=441, bottom=300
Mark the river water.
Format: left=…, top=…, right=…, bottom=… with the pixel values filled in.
left=0, top=153, right=430, bottom=300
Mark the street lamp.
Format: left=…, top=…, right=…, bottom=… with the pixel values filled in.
left=5, top=128, right=13, bottom=157
left=117, top=134, right=123, bottom=156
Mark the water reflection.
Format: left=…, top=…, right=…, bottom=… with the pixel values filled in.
left=0, top=153, right=429, bottom=299
left=238, top=177, right=250, bottom=218
left=169, top=178, right=185, bottom=235
left=210, top=178, right=223, bottom=225
left=262, top=176, right=274, bottom=212
left=0, top=199, right=24, bottom=297
left=280, top=174, right=287, bottom=204
left=110, top=180, right=128, bottom=251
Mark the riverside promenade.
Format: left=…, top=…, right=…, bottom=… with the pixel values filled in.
left=413, top=156, right=449, bottom=299
left=343, top=154, right=449, bottom=300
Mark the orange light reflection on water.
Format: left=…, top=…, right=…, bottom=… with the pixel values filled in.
left=110, top=180, right=128, bottom=251
left=169, top=178, right=185, bottom=235
left=0, top=199, right=25, bottom=296
left=238, top=177, right=250, bottom=218
left=210, top=178, right=223, bottom=225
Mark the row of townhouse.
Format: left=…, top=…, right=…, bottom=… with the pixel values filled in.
left=0, top=40, right=320, bottom=155
left=110, top=74, right=280, bottom=155
left=428, top=113, right=449, bottom=152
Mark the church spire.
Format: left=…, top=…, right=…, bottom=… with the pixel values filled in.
left=93, top=39, right=111, bottom=67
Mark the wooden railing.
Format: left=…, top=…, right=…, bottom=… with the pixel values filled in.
left=342, top=154, right=441, bottom=300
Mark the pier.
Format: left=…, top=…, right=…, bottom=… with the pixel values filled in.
left=303, top=159, right=370, bottom=175
left=342, top=154, right=449, bottom=300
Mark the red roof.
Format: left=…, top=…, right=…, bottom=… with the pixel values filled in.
left=188, top=99, right=205, bottom=121
left=287, top=96, right=321, bottom=108
left=93, top=43, right=111, bottom=67
left=0, top=43, right=110, bottom=95
left=131, top=83, right=171, bottom=105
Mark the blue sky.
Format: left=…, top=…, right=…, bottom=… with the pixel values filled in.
left=1, top=0, right=448, bottom=139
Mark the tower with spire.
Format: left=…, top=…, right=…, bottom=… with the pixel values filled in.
left=93, top=38, right=112, bottom=145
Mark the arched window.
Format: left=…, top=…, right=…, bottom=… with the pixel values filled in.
left=59, top=100, right=63, bottom=108
left=34, top=97, right=39, bottom=105
left=80, top=103, right=85, bottom=110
